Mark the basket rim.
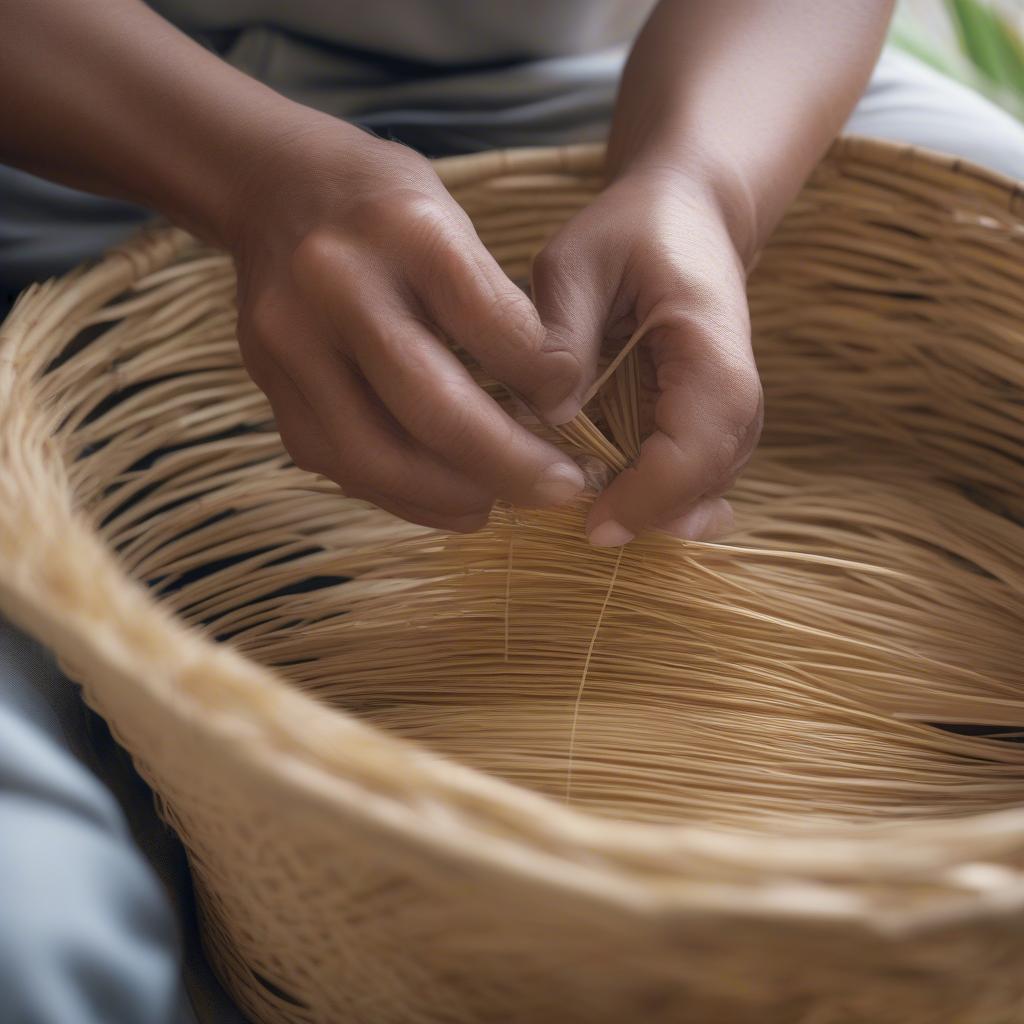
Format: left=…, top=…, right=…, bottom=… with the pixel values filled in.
left=431, top=134, right=1024, bottom=217
left=1, top=135, right=1023, bottom=935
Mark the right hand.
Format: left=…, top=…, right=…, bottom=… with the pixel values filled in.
left=226, top=114, right=587, bottom=531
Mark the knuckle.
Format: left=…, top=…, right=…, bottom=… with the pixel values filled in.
left=239, top=288, right=290, bottom=360
left=261, top=327, right=291, bottom=364
left=481, top=290, right=581, bottom=398
left=722, top=363, right=764, bottom=441
left=393, top=189, right=447, bottom=226
left=356, top=187, right=451, bottom=244
left=329, top=451, right=378, bottom=499
left=379, top=331, right=432, bottom=394
left=653, top=309, right=761, bottom=464
left=278, top=433, right=322, bottom=476
left=428, top=388, right=489, bottom=461
left=660, top=267, right=722, bottom=310
left=485, top=288, right=543, bottom=350
left=288, top=448, right=321, bottom=476
left=710, top=361, right=764, bottom=474
left=533, top=347, right=584, bottom=415
left=240, top=286, right=277, bottom=337
left=264, top=334, right=292, bottom=366
left=291, top=228, right=344, bottom=283
left=237, top=344, right=269, bottom=390
left=531, top=236, right=571, bottom=287
left=650, top=304, right=732, bottom=359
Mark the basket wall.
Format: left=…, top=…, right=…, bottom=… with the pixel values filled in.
left=0, top=139, right=1022, bottom=1023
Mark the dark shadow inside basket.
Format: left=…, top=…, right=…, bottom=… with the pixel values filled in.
left=53, top=287, right=1024, bottom=835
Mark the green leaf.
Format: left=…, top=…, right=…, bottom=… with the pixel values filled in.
left=989, top=6, right=1024, bottom=92
left=947, top=0, right=1024, bottom=94
left=889, top=17, right=964, bottom=79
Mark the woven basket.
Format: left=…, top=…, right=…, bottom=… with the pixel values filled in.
left=1, top=138, right=1023, bottom=1024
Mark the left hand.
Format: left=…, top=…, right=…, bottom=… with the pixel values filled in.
left=530, top=167, right=764, bottom=546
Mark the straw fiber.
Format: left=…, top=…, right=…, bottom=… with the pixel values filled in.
left=1, top=138, right=1023, bottom=1023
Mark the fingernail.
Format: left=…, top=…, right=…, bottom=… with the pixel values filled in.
left=662, top=504, right=713, bottom=541
left=533, top=462, right=585, bottom=507
left=544, top=395, right=584, bottom=427
left=588, top=519, right=635, bottom=548
left=661, top=500, right=735, bottom=542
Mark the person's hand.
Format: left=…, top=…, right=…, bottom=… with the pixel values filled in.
left=226, top=114, right=587, bottom=531
left=530, top=167, right=763, bottom=545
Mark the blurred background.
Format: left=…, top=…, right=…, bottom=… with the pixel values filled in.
left=896, top=0, right=1024, bottom=119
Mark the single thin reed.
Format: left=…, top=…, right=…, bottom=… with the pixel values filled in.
left=566, top=546, right=624, bottom=805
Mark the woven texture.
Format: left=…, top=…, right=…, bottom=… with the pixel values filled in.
left=1, top=138, right=1023, bottom=1023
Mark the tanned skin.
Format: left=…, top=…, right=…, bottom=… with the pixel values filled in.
left=1, top=1, right=892, bottom=543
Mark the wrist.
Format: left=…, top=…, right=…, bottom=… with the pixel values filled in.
left=608, top=141, right=760, bottom=266
left=215, top=109, right=412, bottom=258
left=152, top=92, right=325, bottom=251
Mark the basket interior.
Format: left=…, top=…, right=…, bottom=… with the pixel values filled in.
left=39, top=145, right=1024, bottom=834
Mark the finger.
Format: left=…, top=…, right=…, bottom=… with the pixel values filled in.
left=529, top=230, right=621, bottom=422
left=657, top=498, right=735, bottom=543
left=586, top=315, right=762, bottom=546
left=294, top=242, right=585, bottom=509
left=414, top=227, right=587, bottom=426
left=241, top=297, right=495, bottom=522
left=271, top=361, right=497, bottom=528
left=358, top=315, right=584, bottom=509
left=272, top=379, right=491, bottom=531
left=352, top=488, right=492, bottom=533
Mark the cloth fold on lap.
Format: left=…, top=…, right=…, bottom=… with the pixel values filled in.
left=0, top=621, right=241, bottom=1024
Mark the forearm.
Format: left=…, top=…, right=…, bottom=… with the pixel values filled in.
left=0, top=0, right=315, bottom=246
left=609, top=0, right=893, bottom=260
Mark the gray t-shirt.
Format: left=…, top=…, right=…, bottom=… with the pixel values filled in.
left=0, top=2, right=653, bottom=290
left=149, top=0, right=653, bottom=152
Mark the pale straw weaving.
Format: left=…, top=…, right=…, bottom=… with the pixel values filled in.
left=0, top=138, right=1022, bottom=1023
